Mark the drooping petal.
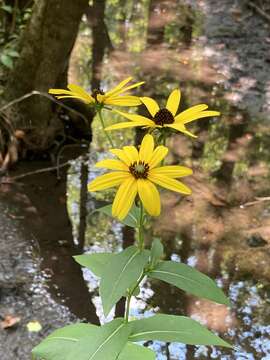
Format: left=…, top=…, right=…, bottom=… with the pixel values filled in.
left=104, top=96, right=142, bottom=106
left=150, top=165, right=193, bottom=178
left=166, top=89, right=181, bottom=116
left=105, top=77, right=133, bottom=97
left=108, top=81, right=145, bottom=97
left=165, top=123, right=197, bottom=138
left=181, top=110, right=220, bottom=124
left=95, top=159, right=128, bottom=171
left=88, top=172, right=130, bottom=192
left=112, top=177, right=137, bottom=220
left=110, top=149, right=131, bottom=166
left=139, top=134, right=154, bottom=163
left=140, top=97, right=160, bottom=117
left=105, top=120, right=154, bottom=131
left=123, top=146, right=139, bottom=163
left=52, top=95, right=89, bottom=101
left=148, top=173, right=192, bottom=195
left=137, top=179, right=161, bottom=217
left=113, top=110, right=154, bottom=123
left=49, top=89, right=75, bottom=95
left=174, top=104, right=209, bottom=122
left=148, top=146, right=168, bottom=169
left=67, top=84, right=94, bottom=103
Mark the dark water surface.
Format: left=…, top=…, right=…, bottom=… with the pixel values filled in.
left=2, top=0, right=270, bottom=359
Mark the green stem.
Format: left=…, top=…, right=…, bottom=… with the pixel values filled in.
left=138, top=200, right=144, bottom=251
left=97, top=108, right=114, bottom=147
left=124, top=271, right=145, bottom=323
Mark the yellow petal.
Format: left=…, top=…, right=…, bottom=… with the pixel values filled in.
left=105, top=77, right=133, bottom=97
left=49, top=88, right=74, bottom=95
left=97, top=94, right=106, bottom=103
left=148, top=146, right=168, bottom=169
left=150, top=165, right=193, bottom=178
left=166, top=89, right=181, bottom=116
left=53, top=95, right=88, bottom=101
left=88, top=172, right=130, bottom=192
left=67, top=84, right=94, bottom=103
left=112, top=177, right=137, bottom=220
left=104, top=96, right=142, bottom=106
left=165, top=123, right=197, bottom=138
left=108, top=81, right=145, bottom=97
left=181, top=111, right=220, bottom=124
left=123, top=146, right=139, bottom=163
left=95, top=159, right=128, bottom=171
left=139, top=134, right=154, bottom=163
left=148, top=173, right=192, bottom=195
left=138, top=179, right=160, bottom=217
left=140, top=97, right=160, bottom=117
left=174, top=105, right=210, bottom=123
left=113, top=110, right=154, bottom=123
left=105, top=121, right=152, bottom=131
left=110, top=149, right=131, bottom=166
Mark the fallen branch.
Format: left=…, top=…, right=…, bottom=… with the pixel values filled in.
left=247, top=1, right=270, bottom=23
left=240, top=196, right=270, bottom=208
left=2, top=161, right=71, bottom=182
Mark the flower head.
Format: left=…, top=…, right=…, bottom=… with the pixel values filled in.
left=88, top=134, right=192, bottom=220
left=48, top=77, right=144, bottom=107
left=105, top=89, right=220, bottom=137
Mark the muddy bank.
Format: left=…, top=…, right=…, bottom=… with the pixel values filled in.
left=0, top=194, right=74, bottom=360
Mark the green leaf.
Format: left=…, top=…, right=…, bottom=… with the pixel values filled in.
left=100, top=246, right=149, bottom=316
left=149, top=261, right=230, bottom=306
left=32, top=323, right=98, bottom=360
left=74, top=253, right=114, bottom=277
left=1, top=5, right=13, bottom=13
left=67, top=318, right=130, bottom=360
left=129, top=314, right=232, bottom=348
left=6, top=49, right=19, bottom=58
left=150, top=238, right=164, bottom=266
left=95, top=204, right=140, bottom=228
left=118, top=343, right=155, bottom=360
left=0, top=54, right=13, bottom=69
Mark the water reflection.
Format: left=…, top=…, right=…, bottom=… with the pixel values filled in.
left=65, top=0, right=270, bottom=358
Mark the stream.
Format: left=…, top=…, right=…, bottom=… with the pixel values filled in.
left=1, top=0, right=270, bottom=359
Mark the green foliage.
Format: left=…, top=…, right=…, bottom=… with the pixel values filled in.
left=150, top=238, right=164, bottom=267
left=129, top=314, right=232, bottom=347
left=66, top=319, right=130, bottom=360
left=118, top=343, right=156, bottom=360
left=74, top=253, right=114, bottom=277
left=95, top=204, right=140, bottom=228
left=148, top=260, right=230, bottom=306
left=32, top=323, right=98, bottom=359
left=100, top=245, right=149, bottom=316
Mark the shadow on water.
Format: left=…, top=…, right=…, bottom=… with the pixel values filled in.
left=4, top=0, right=270, bottom=359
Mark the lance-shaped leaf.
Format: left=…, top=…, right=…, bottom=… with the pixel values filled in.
left=150, top=238, right=164, bottom=267
left=129, top=314, right=232, bottom=348
left=118, top=343, right=156, bottom=360
left=95, top=204, right=140, bottom=228
left=74, top=253, right=114, bottom=277
left=67, top=318, right=131, bottom=360
left=32, top=323, right=98, bottom=360
left=148, top=261, right=230, bottom=306
left=100, top=246, right=149, bottom=316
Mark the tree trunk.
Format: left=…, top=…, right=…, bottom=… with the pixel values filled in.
left=5, top=0, right=89, bottom=148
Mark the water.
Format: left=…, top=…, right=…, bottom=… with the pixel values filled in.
left=3, top=0, right=270, bottom=358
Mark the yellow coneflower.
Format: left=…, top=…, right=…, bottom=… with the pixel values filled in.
left=48, top=77, right=144, bottom=107
left=105, top=89, right=220, bottom=137
left=88, top=134, right=192, bottom=220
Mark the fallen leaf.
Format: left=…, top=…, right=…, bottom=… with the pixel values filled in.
left=1, top=315, right=21, bottom=329
left=27, top=321, right=42, bottom=332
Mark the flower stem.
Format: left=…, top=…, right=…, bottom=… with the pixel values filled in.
left=124, top=272, right=145, bottom=323
left=97, top=109, right=114, bottom=147
left=138, top=200, right=144, bottom=251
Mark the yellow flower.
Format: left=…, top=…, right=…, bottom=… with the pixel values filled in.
left=105, top=89, right=220, bottom=137
left=48, top=77, right=144, bottom=107
left=88, top=134, right=192, bottom=220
